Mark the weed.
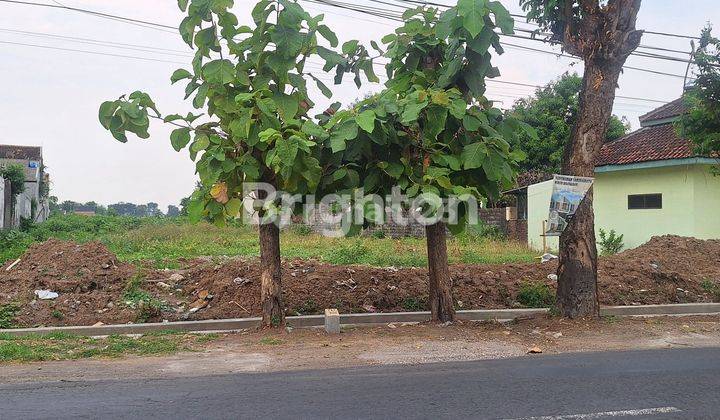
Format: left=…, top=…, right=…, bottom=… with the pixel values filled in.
left=295, top=299, right=319, bottom=315
left=701, top=279, right=720, bottom=301
left=122, top=272, right=167, bottom=322
left=370, top=229, right=386, bottom=239
left=599, top=228, right=624, bottom=255
left=0, top=303, right=20, bottom=329
left=291, top=224, right=313, bottom=236
left=259, top=336, right=282, bottom=345
left=603, top=315, right=620, bottom=324
left=401, top=296, right=427, bottom=311
left=51, top=310, right=64, bottom=320
left=516, top=282, right=555, bottom=308
left=270, top=315, right=281, bottom=327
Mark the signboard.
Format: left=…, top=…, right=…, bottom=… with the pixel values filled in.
left=545, top=175, right=594, bottom=236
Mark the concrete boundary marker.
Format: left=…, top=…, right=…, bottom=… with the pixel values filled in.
left=1, top=303, right=718, bottom=337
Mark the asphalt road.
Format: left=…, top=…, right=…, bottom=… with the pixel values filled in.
left=2, top=347, right=719, bottom=419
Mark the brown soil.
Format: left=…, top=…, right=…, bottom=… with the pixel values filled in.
left=1, top=235, right=719, bottom=328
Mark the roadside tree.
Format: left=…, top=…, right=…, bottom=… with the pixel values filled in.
left=520, top=0, right=643, bottom=318
left=323, top=2, right=530, bottom=321
left=98, top=0, right=374, bottom=326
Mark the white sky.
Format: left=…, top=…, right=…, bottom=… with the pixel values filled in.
left=1, top=0, right=717, bottom=210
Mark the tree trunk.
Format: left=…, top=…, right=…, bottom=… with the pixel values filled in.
left=425, top=222, right=455, bottom=322
left=556, top=61, right=622, bottom=318
left=259, top=222, right=284, bottom=327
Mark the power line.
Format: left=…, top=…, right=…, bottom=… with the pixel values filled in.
left=0, top=28, right=193, bottom=57
left=0, top=40, right=186, bottom=65
left=0, top=0, right=178, bottom=33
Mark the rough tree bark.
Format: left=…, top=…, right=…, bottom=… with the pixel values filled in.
left=556, top=0, right=643, bottom=318
left=425, top=221, right=456, bottom=322
left=259, top=221, right=284, bottom=327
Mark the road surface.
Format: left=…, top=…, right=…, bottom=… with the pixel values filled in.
left=2, top=347, right=719, bottom=419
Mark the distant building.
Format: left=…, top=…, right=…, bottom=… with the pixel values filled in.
left=0, top=144, right=50, bottom=228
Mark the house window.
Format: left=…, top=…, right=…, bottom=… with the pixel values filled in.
left=628, top=193, right=662, bottom=210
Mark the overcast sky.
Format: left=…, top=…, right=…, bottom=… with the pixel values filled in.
left=1, top=0, right=717, bottom=211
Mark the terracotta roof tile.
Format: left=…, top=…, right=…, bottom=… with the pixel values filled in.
left=0, top=145, right=43, bottom=161
left=597, top=123, right=695, bottom=166
left=638, top=98, right=684, bottom=125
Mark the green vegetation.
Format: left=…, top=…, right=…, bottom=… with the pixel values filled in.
left=0, top=214, right=536, bottom=268
left=516, top=281, right=555, bottom=308
left=507, top=73, right=629, bottom=174
left=0, top=331, right=220, bottom=363
left=401, top=297, right=427, bottom=312
left=598, top=228, right=625, bottom=256
left=0, top=303, right=20, bottom=329
left=122, top=272, right=168, bottom=322
left=701, top=279, right=720, bottom=301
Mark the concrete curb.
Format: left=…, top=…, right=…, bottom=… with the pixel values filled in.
left=1, top=303, right=718, bottom=337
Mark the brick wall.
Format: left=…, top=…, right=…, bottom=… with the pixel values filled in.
left=297, top=205, right=510, bottom=238
left=506, top=219, right=528, bottom=243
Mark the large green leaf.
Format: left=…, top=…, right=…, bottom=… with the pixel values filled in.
left=273, top=93, right=299, bottom=122
left=170, top=127, right=192, bottom=152
left=461, top=142, right=488, bottom=169
left=356, top=110, right=376, bottom=133
left=488, top=1, right=514, bottom=34
left=203, top=60, right=234, bottom=84
left=457, top=0, right=487, bottom=38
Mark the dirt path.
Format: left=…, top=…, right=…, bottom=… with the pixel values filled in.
left=3, top=315, right=719, bottom=384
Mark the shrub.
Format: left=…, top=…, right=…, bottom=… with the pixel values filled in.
left=517, top=281, right=555, bottom=308
left=598, top=228, right=624, bottom=255
left=291, top=224, right=313, bottom=236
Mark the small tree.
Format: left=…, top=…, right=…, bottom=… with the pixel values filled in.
left=520, top=0, right=643, bottom=318
left=325, top=1, right=529, bottom=321
left=680, top=25, right=720, bottom=165
left=98, top=0, right=373, bottom=327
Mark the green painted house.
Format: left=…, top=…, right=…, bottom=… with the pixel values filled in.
left=513, top=98, right=720, bottom=251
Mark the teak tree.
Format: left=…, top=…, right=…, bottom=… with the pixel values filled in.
left=98, top=0, right=374, bottom=327
left=520, top=0, right=643, bottom=318
left=323, top=1, right=530, bottom=321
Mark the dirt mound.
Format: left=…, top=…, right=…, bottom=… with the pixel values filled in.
left=0, top=239, right=137, bottom=327
left=597, top=235, right=720, bottom=306
left=1, top=235, right=718, bottom=328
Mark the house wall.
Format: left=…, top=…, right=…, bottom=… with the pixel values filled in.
left=594, top=165, right=696, bottom=249
left=525, top=164, right=720, bottom=251
left=692, top=164, right=720, bottom=240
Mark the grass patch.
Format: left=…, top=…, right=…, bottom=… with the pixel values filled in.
left=516, top=281, right=555, bottom=308
left=0, top=331, right=220, bottom=363
left=1, top=214, right=537, bottom=268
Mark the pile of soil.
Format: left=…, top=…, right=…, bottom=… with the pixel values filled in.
left=0, top=239, right=138, bottom=327
left=1, top=235, right=718, bottom=328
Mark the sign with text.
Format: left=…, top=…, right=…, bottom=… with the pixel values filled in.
left=545, top=175, right=594, bottom=236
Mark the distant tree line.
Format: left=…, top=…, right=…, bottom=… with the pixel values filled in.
left=49, top=199, right=184, bottom=218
